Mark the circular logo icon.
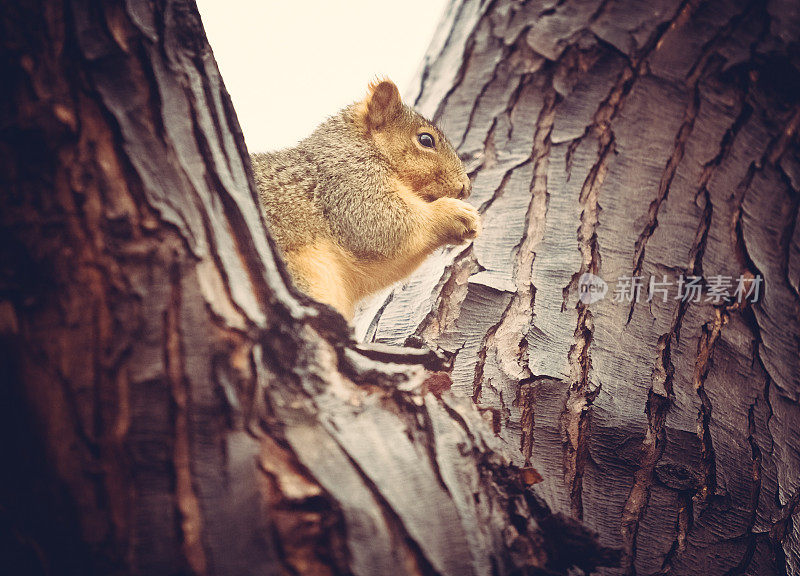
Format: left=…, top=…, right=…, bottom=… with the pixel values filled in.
left=578, top=273, right=608, bottom=304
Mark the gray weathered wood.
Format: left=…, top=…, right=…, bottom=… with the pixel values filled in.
left=368, top=0, right=800, bottom=573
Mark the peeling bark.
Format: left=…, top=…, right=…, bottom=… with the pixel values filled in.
left=368, top=0, right=800, bottom=574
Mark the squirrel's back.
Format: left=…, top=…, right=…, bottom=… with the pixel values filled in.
left=251, top=147, right=323, bottom=252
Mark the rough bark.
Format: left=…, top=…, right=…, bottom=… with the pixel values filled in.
left=0, top=1, right=619, bottom=575
left=364, top=0, right=800, bottom=574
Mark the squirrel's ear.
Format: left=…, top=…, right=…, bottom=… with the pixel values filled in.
left=362, top=79, right=402, bottom=130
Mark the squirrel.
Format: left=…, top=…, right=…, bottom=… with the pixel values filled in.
left=251, top=79, right=480, bottom=320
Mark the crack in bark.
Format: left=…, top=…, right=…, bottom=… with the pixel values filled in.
left=319, top=427, right=440, bottom=576
left=478, top=157, right=533, bottom=215
left=654, top=490, right=694, bottom=573
left=650, top=74, right=771, bottom=572
left=586, top=0, right=616, bottom=28
left=456, top=45, right=507, bottom=151
left=188, top=99, right=272, bottom=324
left=431, top=0, right=499, bottom=125
left=432, top=32, right=477, bottom=124
left=471, top=311, right=503, bottom=404
left=472, top=288, right=528, bottom=421
left=473, top=116, right=499, bottom=172
left=413, top=0, right=471, bottom=108
left=395, top=396, right=455, bottom=498
left=720, top=397, right=766, bottom=575
left=517, top=375, right=537, bottom=465
left=772, top=487, right=800, bottom=546
left=557, top=78, right=626, bottom=522
left=765, top=106, right=800, bottom=168
left=505, top=73, right=532, bottom=142
left=629, top=83, right=700, bottom=321
left=731, top=103, right=799, bottom=404
left=562, top=305, right=598, bottom=521
left=555, top=47, right=652, bottom=513
left=647, top=200, right=715, bottom=576
left=487, top=87, right=556, bottom=461
left=165, top=258, right=209, bottom=576
left=622, top=190, right=714, bottom=573
left=415, top=247, right=479, bottom=347
left=558, top=109, right=616, bottom=523
left=776, top=165, right=800, bottom=300
left=693, top=308, right=726, bottom=510
left=683, top=0, right=765, bottom=85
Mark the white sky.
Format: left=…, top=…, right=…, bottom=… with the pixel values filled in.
left=196, top=0, right=448, bottom=152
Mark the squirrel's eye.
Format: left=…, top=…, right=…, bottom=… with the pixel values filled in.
left=418, top=133, right=435, bottom=148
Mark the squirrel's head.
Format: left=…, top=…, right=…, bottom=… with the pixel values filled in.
left=355, top=79, right=471, bottom=201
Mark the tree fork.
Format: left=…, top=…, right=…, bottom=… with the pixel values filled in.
left=0, top=1, right=618, bottom=575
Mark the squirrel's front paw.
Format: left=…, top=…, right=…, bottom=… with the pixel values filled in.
left=434, top=197, right=481, bottom=245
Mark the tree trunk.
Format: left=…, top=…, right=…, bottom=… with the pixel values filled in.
left=0, top=1, right=617, bottom=575
left=365, top=0, right=800, bottom=574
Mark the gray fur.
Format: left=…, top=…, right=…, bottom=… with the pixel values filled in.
left=253, top=104, right=418, bottom=259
